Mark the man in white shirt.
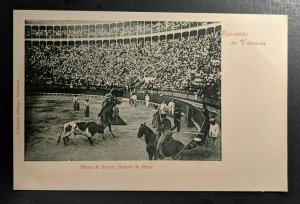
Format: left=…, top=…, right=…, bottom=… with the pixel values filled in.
left=73, top=95, right=79, bottom=110
left=160, top=101, right=167, bottom=114
left=145, top=94, right=150, bottom=108
left=168, top=99, right=175, bottom=117
left=208, top=118, right=220, bottom=147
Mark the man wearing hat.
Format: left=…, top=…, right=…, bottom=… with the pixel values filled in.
left=104, top=88, right=116, bottom=100
left=160, top=101, right=167, bottom=114
left=73, top=95, right=79, bottom=111
left=168, top=99, right=175, bottom=117
left=84, top=99, right=90, bottom=117
left=98, top=89, right=116, bottom=118
left=201, top=104, right=210, bottom=144
left=152, top=104, right=160, bottom=128
left=208, top=117, right=220, bottom=147
left=101, top=89, right=116, bottom=108
left=160, top=113, right=172, bottom=130
left=171, top=108, right=185, bottom=132
left=157, top=113, right=172, bottom=158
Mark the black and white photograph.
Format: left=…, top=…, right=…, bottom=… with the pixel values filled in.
left=12, top=9, right=288, bottom=191
left=24, top=20, right=221, bottom=161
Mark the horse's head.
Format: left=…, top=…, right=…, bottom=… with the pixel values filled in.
left=103, top=96, right=122, bottom=109
left=137, top=122, right=147, bottom=138
left=113, top=97, right=122, bottom=106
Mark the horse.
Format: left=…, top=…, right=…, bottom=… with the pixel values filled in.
left=137, top=123, right=185, bottom=160
left=97, top=95, right=122, bottom=139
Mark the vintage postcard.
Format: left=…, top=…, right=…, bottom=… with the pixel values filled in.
left=13, top=11, right=287, bottom=191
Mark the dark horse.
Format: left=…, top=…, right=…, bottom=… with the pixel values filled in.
left=97, top=94, right=122, bottom=139
left=137, top=123, right=185, bottom=160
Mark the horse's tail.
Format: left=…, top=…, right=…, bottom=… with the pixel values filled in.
left=57, top=126, right=63, bottom=144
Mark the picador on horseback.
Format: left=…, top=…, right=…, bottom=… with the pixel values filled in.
left=97, top=89, right=123, bottom=138
left=137, top=122, right=184, bottom=160
left=156, top=113, right=172, bottom=159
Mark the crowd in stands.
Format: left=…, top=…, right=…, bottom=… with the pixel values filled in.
left=26, top=21, right=214, bottom=39
left=25, top=29, right=221, bottom=99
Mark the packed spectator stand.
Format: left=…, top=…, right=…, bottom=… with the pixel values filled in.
left=25, top=21, right=221, bottom=101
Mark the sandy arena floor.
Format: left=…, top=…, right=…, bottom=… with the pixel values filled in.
left=25, top=95, right=221, bottom=161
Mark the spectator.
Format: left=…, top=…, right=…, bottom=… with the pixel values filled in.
left=25, top=25, right=221, bottom=100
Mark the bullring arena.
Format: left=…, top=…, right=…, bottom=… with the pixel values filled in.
left=24, top=20, right=221, bottom=161
left=25, top=93, right=221, bottom=161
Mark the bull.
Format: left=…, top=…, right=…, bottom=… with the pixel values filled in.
left=57, top=121, right=106, bottom=146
